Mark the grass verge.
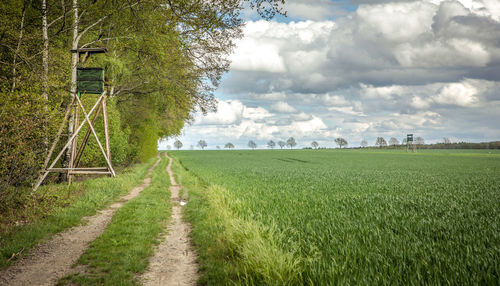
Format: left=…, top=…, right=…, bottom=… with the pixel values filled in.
left=0, top=159, right=155, bottom=269
left=170, top=155, right=303, bottom=285
left=59, top=154, right=171, bottom=285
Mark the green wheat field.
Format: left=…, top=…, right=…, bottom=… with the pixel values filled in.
left=173, top=149, right=500, bottom=284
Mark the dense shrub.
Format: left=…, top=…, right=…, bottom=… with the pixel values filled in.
left=0, top=92, right=49, bottom=189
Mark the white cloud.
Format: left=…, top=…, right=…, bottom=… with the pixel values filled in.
left=328, top=106, right=365, bottom=116
left=196, top=100, right=274, bottom=126
left=430, top=0, right=500, bottom=21
left=432, top=1, right=468, bottom=31
left=229, top=37, right=286, bottom=73
left=321, top=94, right=350, bottom=106
left=482, top=0, right=500, bottom=21
left=286, top=3, right=331, bottom=20
left=284, top=0, right=346, bottom=20
left=292, top=112, right=313, bottom=121
left=229, top=20, right=334, bottom=74
left=395, top=39, right=490, bottom=68
left=369, top=111, right=442, bottom=132
left=357, top=2, right=436, bottom=42
left=361, top=84, right=406, bottom=99
left=242, top=106, right=274, bottom=120
left=249, top=91, right=287, bottom=101
left=289, top=116, right=328, bottom=133
left=196, top=100, right=244, bottom=125
left=434, top=82, right=479, bottom=106
left=411, top=96, right=431, bottom=109
left=270, top=101, right=297, bottom=113
left=344, top=121, right=371, bottom=133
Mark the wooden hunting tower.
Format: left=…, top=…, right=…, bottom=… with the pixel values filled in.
left=406, top=133, right=415, bottom=153
left=34, top=48, right=115, bottom=192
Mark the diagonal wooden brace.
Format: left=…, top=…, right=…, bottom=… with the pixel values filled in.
left=75, top=94, right=116, bottom=177
left=32, top=92, right=107, bottom=192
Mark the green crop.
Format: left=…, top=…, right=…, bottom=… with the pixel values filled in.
left=173, top=149, right=500, bottom=285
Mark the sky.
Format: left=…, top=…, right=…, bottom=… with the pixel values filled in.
left=159, top=0, right=500, bottom=150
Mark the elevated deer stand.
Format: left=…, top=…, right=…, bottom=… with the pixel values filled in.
left=33, top=48, right=115, bottom=192
left=406, top=133, right=416, bottom=153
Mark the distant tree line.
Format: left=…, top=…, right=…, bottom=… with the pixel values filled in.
left=420, top=141, right=500, bottom=149
left=172, top=137, right=500, bottom=151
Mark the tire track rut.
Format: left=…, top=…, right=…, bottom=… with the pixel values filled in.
left=138, top=152, right=198, bottom=286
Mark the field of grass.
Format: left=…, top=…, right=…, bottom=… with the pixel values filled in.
left=172, top=149, right=500, bottom=284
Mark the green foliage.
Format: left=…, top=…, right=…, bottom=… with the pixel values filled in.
left=118, top=97, right=160, bottom=162
left=172, top=149, right=500, bottom=284
left=0, top=92, right=49, bottom=189
left=60, top=155, right=171, bottom=285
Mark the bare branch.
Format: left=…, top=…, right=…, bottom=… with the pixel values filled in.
left=75, top=1, right=141, bottom=44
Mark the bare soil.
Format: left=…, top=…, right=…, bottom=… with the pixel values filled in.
left=0, top=156, right=161, bottom=286
left=138, top=153, right=198, bottom=286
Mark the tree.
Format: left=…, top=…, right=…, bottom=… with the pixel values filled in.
left=248, top=140, right=257, bottom=150
left=278, top=141, right=286, bottom=149
left=361, top=140, right=368, bottom=148
left=415, top=137, right=425, bottom=146
left=389, top=137, right=399, bottom=147
left=335, top=137, right=348, bottom=148
left=216, top=146, right=220, bottom=150
left=443, top=137, right=451, bottom=148
left=267, top=140, right=276, bottom=149
left=174, top=140, right=183, bottom=150
left=167, top=145, right=172, bottom=150
left=198, top=140, right=207, bottom=150
left=224, top=142, right=235, bottom=149
left=375, top=137, right=387, bottom=148
left=311, top=141, right=319, bottom=149
left=286, top=137, right=297, bottom=149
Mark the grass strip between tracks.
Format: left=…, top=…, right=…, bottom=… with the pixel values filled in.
left=0, top=159, right=155, bottom=269
left=59, top=154, right=171, bottom=285
left=170, top=155, right=303, bottom=285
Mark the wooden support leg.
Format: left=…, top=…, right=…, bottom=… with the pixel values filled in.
left=102, top=95, right=111, bottom=167
left=69, top=103, right=80, bottom=184
left=75, top=94, right=116, bottom=177
left=32, top=93, right=106, bottom=193
left=74, top=102, right=103, bottom=168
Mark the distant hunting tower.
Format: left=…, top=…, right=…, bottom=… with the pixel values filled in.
left=406, top=134, right=415, bottom=153
left=34, top=48, right=115, bottom=192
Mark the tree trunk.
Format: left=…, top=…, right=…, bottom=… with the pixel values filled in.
left=11, top=0, right=30, bottom=93
left=42, top=0, right=49, bottom=150
left=63, top=0, right=79, bottom=182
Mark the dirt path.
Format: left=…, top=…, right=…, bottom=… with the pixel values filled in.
left=139, top=153, right=198, bottom=286
left=0, top=156, right=161, bottom=286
